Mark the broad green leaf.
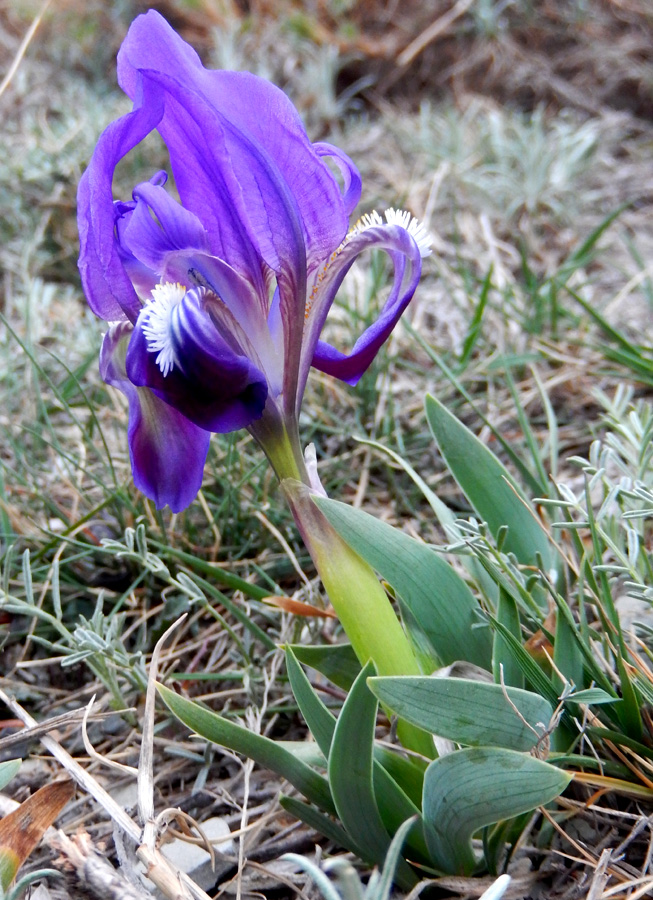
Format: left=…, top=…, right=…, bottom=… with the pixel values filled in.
left=286, top=643, right=361, bottom=693
left=0, top=760, right=20, bottom=793
left=422, top=748, right=571, bottom=874
left=328, top=663, right=416, bottom=887
left=369, top=677, right=552, bottom=751
left=275, top=742, right=325, bottom=766
left=425, top=393, right=552, bottom=569
left=357, top=438, right=499, bottom=604
left=286, top=652, right=428, bottom=861
left=158, top=684, right=335, bottom=815
left=314, top=497, right=491, bottom=669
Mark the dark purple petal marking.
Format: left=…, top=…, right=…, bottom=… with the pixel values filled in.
left=100, top=323, right=210, bottom=513
left=127, top=285, right=268, bottom=433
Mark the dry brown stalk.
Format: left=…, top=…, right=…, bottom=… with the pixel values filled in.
left=51, top=830, right=149, bottom=900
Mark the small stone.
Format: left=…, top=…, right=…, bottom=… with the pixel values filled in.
left=160, top=816, right=234, bottom=891
left=111, top=781, right=139, bottom=812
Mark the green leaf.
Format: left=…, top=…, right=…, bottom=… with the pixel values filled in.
left=374, top=815, right=420, bottom=900
left=369, top=677, right=552, bottom=751
left=489, top=618, right=561, bottom=711
left=286, top=648, right=335, bottom=757
left=569, top=688, right=617, bottom=706
left=286, top=652, right=428, bottom=862
left=374, top=747, right=425, bottom=808
left=422, top=748, right=571, bottom=874
left=327, top=663, right=416, bottom=887
left=279, top=852, right=346, bottom=900
left=372, top=764, right=429, bottom=864
left=552, top=599, right=584, bottom=694
left=616, top=654, right=644, bottom=742
left=157, top=684, right=335, bottom=815
left=286, top=643, right=361, bottom=692
left=314, top=497, right=491, bottom=669
left=425, top=393, right=552, bottom=569
left=0, top=761, right=20, bottom=793
left=280, top=796, right=360, bottom=855
left=493, top=588, right=523, bottom=689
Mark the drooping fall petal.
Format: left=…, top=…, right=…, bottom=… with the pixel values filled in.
left=100, top=323, right=211, bottom=512
left=303, top=220, right=425, bottom=390
left=127, top=286, right=268, bottom=432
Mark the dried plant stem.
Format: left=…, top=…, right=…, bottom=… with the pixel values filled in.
left=0, top=638, right=214, bottom=900
left=0, top=0, right=51, bottom=99
left=51, top=830, right=149, bottom=900
left=0, top=685, right=140, bottom=842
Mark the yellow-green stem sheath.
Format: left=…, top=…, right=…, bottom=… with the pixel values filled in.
left=255, top=422, right=433, bottom=756
left=281, top=478, right=434, bottom=758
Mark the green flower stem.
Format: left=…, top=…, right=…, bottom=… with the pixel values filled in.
left=255, top=420, right=433, bottom=756
left=251, top=412, right=308, bottom=486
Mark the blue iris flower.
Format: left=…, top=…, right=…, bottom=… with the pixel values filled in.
left=78, top=11, right=430, bottom=512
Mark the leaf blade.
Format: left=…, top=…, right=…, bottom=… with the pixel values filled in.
left=425, top=393, right=552, bottom=569
left=158, top=684, right=335, bottom=815
left=422, top=748, right=571, bottom=874
left=369, top=676, right=553, bottom=751
left=314, top=497, right=491, bottom=669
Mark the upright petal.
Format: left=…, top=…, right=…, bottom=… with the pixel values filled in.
left=314, top=143, right=362, bottom=217
left=116, top=11, right=352, bottom=413
left=117, top=11, right=348, bottom=272
left=100, top=323, right=210, bottom=512
left=121, top=176, right=210, bottom=275
left=77, top=79, right=164, bottom=323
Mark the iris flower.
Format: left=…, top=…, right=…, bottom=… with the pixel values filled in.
left=78, top=10, right=430, bottom=512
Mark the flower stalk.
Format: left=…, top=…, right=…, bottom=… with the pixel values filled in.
left=78, top=10, right=434, bottom=757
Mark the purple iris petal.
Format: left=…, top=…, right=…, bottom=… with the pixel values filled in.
left=118, top=12, right=348, bottom=273
left=127, top=288, right=268, bottom=433
left=307, top=224, right=423, bottom=387
left=114, top=204, right=160, bottom=301
left=121, top=177, right=210, bottom=275
left=100, top=323, right=210, bottom=512
left=78, top=79, right=164, bottom=323
left=314, top=143, right=362, bottom=217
